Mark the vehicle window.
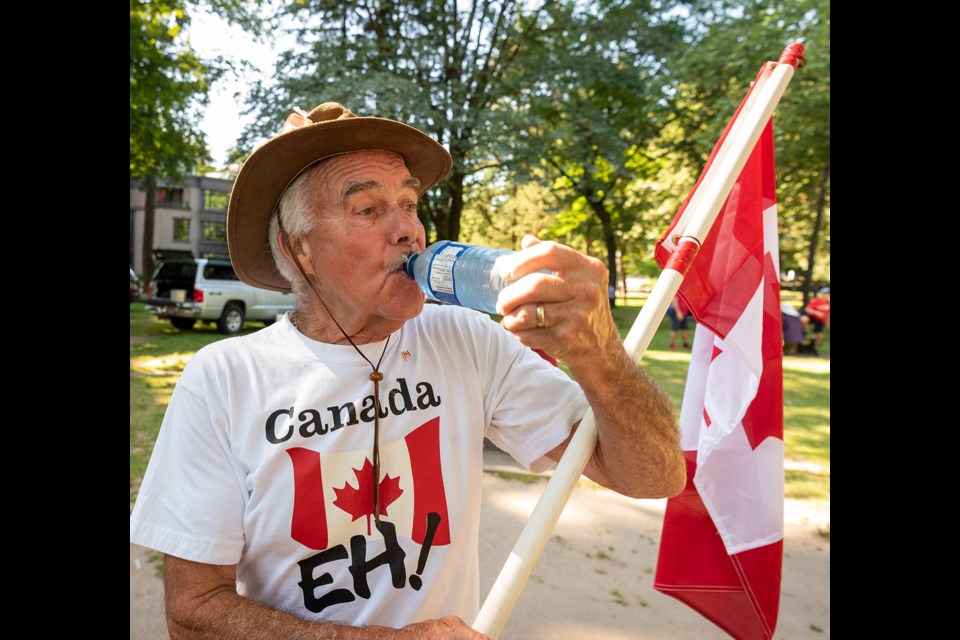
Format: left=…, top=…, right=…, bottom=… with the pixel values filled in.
left=204, top=264, right=240, bottom=281
left=157, top=262, right=197, bottom=278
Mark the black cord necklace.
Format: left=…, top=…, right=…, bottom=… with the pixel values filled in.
left=279, top=216, right=391, bottom=534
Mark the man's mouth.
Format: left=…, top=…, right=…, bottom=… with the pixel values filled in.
left=388, top=254, right=413, bottom=275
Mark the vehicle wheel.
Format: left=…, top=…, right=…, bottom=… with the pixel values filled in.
left=170, top=318, right=197, bottom=330
left=218, top=304, right=245, bottom=334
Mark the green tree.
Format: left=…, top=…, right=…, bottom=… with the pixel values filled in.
left=131, top=0, right=213, bottom=281
left=238, top=0, right=574, bottom=243
left=617, top=131, right=697, bottom=285
left=459, top=173, right=560, bottom=250
left=130, top=0, right=261, bottom=280
left=665, top=0, right=830, bottom=302
left=489, top=0, right=686, bottom=292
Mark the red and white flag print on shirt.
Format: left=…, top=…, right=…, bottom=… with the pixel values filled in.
left=652, top=91, right=785, bottom=638
left=287, top=417, right=451, bottom=550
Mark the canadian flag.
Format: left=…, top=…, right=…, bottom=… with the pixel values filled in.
left=286, top=417, right=451, bottom=551
left=652, top=80, right=785, bottom=638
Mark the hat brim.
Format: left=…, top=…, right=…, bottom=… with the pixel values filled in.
left=227, top=116, right=452, bottom=292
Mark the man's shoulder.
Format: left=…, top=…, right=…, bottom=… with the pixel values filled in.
left=187, top=322, right=288, bottom=369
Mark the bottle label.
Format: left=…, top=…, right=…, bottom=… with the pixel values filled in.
left=427, top=241, right=468, bottom=306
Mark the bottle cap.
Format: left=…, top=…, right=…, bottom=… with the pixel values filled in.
left=404, top=252, right=419, bottom=278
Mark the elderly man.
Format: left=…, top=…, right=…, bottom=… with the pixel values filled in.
left=130, top=103, right=685, bottom=639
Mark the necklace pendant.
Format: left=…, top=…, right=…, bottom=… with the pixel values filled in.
left=369, top=371, right=384, bottom=382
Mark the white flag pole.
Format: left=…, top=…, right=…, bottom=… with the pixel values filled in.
left=473, top=43, right=805, bottom=640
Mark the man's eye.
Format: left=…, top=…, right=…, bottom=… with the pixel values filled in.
left=403, top=203, right=418, bottom=213
left=360, top=207, right=376, bottom=216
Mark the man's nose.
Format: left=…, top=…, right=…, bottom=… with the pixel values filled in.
left=389, top=206, right=422, bottom=245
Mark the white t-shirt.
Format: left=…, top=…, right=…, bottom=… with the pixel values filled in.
left=130, top=304, right=588, bottom=628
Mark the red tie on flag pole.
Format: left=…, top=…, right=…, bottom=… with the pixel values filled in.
left=652, top=44, right=805, bottom=640
left=474, top=43, right=804, bottom=639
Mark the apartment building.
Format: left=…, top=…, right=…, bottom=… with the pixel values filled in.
left=130, top=175, right=234, bottom=277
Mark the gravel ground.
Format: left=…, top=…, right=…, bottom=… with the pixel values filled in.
left=131, top=448, right=829, bottom=639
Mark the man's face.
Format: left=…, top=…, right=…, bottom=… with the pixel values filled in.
left=299, top=150, right=427, bottom=335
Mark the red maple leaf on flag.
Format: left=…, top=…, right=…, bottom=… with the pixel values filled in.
left=332, top=458, right=404, bottom=535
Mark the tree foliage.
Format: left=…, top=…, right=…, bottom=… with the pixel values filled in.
left=131, top=0, right=215, bottom=281
left=131, top=0, right=262, bottom=279
left=496, top=0, right=687, bottom=286
left=459, top=173, right=561, bottom=250
left=239, top=0, right=565, bottom=242
left=227, top=0, right=828, bottom=288
left=664, top=0, right=830, bottom=296
left=130, top=0, right=213, bottom=182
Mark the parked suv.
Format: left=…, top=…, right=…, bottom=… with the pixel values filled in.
left=145, top=258, right=295, bottom=334
left=130, top=266, right=142, bottom=302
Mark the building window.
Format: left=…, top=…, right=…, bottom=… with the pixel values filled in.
left=203, top=221, right=227, bottom=242
left=157, top=187, right=186, bottom=207
left=203, top=190, right=229, bottom=211
left=173, top=218, right=191, bottom=241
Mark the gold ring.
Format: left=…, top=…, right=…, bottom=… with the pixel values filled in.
left=536, top=302, right=546, bottom=328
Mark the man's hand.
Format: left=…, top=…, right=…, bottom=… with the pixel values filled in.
left=494, top=235, right=686, bottom=500
left=390, top=616, right=490, bottom=639
left=495, top=235, right=620, bottom=372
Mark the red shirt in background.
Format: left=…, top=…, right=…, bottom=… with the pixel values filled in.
left=805, top=297, right=830, bottom=323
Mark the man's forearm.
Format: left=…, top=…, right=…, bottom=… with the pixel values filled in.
left=167, top=591, right=488, bottom=640
left=565, top=341, right=686, bottom=500
left=165, top=575, right=487, bottom=640
left=166, top=587, right=389, bottom=640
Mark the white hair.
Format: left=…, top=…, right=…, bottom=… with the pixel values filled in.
left=268, top=162, right=328, bottom=306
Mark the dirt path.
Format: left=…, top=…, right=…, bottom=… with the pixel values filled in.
left=131, top=452, right=829, bottom=639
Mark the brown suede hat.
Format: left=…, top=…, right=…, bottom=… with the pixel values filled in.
left=226, top=102, right=452, bottom=292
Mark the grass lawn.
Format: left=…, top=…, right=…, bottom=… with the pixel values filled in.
left=130, top=297, right=829, bottom=503
left=611, top=293, right=829, bottom=501
left=129, top=304, right=271, bottom=503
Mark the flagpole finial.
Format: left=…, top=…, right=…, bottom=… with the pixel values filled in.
left=778, top=42, right=806, bottom=69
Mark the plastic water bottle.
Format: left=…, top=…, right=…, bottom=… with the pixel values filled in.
left=405, top=241, right=522, bottom=314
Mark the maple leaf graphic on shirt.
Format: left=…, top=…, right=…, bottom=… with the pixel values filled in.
left=332, top=458, right=404, bottom=536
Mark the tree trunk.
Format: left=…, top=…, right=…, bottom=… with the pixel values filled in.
left=448, top=170, right=464, bottom=241
left=801, top=160, right=829, bottom=307
left=587, top=199, right=619, bottom=306
left=617, top=251, right=626, bottom=305
left=142, top=179, right=157, bottom=291
left=426, top=170, right=465, bottom=242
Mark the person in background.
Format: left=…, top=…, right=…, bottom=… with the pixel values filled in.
left=665, top=295, right=692, bottom=351
left=801, top=286, right=830, bottom=355
left=129, top=102, right=685, bottom=639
